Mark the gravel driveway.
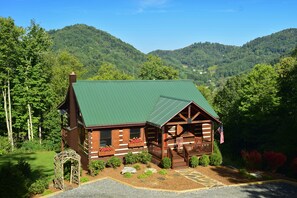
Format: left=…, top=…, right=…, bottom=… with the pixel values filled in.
left=51, top=179, right=297, bottom=198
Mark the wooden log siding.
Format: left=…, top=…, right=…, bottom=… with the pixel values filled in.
left=202, top=123, right=212, bottom=141
left=89, top=130, right=100, bottom=159
left=112, top=129, right=120, bottom=149
left=114, top=127, right=147, bottom=157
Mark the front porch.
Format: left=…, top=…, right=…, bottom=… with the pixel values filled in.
left=145, top=97, right=219, bottom=168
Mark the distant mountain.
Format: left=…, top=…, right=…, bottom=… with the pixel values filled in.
left=150, top=28, right=297, bottom=84
left=49, top=25, right=297, bottom=85
left=49, top=24, right=146, bottom=78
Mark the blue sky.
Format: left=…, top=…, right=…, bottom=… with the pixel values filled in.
left=1, top=0, right=297, bottom=53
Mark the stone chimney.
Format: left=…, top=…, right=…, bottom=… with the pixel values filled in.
left=69, top=72, right=77, bottom=129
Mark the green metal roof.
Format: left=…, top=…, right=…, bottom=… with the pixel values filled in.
left=72, top=80, right=219, bottom=127
left=147, top=96, right=191, bottom=128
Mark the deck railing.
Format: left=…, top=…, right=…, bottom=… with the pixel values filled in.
left=183, top=141, right=212, bottom=159
left=183, top=144, right=190, bottom=165
left=148, top=141, right=162, bottom=159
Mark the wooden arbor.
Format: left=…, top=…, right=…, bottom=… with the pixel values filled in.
left=54, top=149, right=81, bottom=190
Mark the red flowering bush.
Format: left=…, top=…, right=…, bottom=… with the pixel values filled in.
left=291, top=157, right=297, bottom=174
left=129, top=137, right=142, bottom=143
left=99, top=146, right=113, bottom=152
left=263, top=151, right=287, bottom=172
left=241, top=150, right=262, bottom=170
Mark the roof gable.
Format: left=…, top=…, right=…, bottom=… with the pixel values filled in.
left=147, top=96, right=191, bottom=128
left=72, top=80, right=219, bottom=127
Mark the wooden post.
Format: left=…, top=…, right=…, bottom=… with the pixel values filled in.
left=211, top=122, right=214, bottom=153
left=161, top=127, right=164, bottom=158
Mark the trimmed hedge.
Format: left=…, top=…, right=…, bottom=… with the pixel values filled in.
left=199, top=155, right=210, bottom=166
left=161, top=157, right=171, bottom=169
left=88, top=160, right=105, bottom=176
left=106, top=157, right=121, bottom=169
left=190, top=156, right=199, bottom=168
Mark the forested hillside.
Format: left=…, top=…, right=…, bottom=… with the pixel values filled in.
left=151, top=28, right=297, bottom=85
left=49, top=24, right=146, bottom=78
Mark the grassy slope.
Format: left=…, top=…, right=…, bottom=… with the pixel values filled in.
left=0, top=151, right=56, bottom=178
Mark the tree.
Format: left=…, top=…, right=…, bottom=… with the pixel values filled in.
left=238, top=64, right=279, bottom=118
left=12, top=20, right=53, bottom=142
left=45, top=50, right=85, bottom=103
left=139, top=55, right=179, bottom=80
left=0, top=17, right=24, bottom=150
left=90, top=62, right=133, bottom=80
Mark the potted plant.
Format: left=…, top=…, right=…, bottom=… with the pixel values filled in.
left=128, top=137, right=144, bottom=148
left=98, top=146, right=115, bottom=157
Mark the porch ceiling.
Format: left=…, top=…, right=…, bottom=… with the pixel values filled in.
left=147, top=96, right=191, bottom=128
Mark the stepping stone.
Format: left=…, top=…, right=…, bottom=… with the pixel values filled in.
left=121, top=167, right=137, bottom=174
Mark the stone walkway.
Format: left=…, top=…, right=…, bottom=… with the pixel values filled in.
left=176, top=168, right=224, bottom=188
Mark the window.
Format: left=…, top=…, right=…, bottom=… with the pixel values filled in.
left=100, top=130, right=112, bottom=147
left=130, top=128, right=141, bottom=139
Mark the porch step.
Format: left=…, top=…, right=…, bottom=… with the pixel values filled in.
left=172, top=161, right=188, bottom=169
left=171, top=149, right=188, bottom=169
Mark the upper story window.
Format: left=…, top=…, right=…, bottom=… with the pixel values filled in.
left=130, top=128, right=141, bottom=139
left=100, top=129, right=112, bottom=147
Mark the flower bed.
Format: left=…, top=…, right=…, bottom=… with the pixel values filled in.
left=98, top=146, right=115, bottom=157
left=128, top=138, right=144, bottom=148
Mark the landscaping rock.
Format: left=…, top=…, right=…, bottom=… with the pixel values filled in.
left=121, top=167, right=137, bottom=174
left=145, top=168, right=157, bottom=173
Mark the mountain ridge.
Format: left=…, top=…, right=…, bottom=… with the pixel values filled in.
left=49, top=24, right=297, bottom=84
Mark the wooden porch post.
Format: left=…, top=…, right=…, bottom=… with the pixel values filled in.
left=161, top=126, right=166, bottom=158
left=211, top=122, right=214, bottom=153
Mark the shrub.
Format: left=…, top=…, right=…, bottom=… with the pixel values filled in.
left=0, top=136, right=11, bottom=155
left=124, top=152, right=138, bottom=164
left=106, top=157, right=122, bottom=169
left=80, top=177, right=89, bottom=183
left=199, top=155, right=210, bottom=167
left=0, top=162, right=28, bottom=197
left=88, top=160, right=105, bottom=176
left=17, top=159, right=32, bottom=177
left=137, top=173, right=148, bottom=179
left=161, top=157, right=171, bottom=169
left=124, top=172, right=133, bottom=178
left=190, top=156, right=199, bottom=168
left=28, top=177, right=49, bottom=195
left=241, top=150, right=262, bottom=170
left=137, top=151, right=152, bottom=164
left=210, top=154, right=222, bottom=166
left=20, top=140, right=45, bottom=152
left=133, top=164, right=141, bottom=170
left=213, top=141, right=223, bottom=163
left=145, top=169, right=153, bottom=176
left=263, top=151, right=287, bottom=172
left=158, top=169, right=167, bottom=175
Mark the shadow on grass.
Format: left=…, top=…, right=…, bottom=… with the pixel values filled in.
left=0, top=152, right=36, bottom=164
left=0, top=151, right=55, bottom=197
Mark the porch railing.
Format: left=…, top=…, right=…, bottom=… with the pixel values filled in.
left=183, top=144, right=190, bottom=166
left=148, top=141, right=162, bottom=159
left=184, top=141, right=212, bottom=159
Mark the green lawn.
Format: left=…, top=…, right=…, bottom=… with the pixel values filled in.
left=0, top=151, right=56, bottom=179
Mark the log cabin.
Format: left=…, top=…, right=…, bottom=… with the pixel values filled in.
left=59, top=73, right=221, bottom=169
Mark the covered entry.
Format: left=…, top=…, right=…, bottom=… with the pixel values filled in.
left=145, top=96, right=221, bottom=168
